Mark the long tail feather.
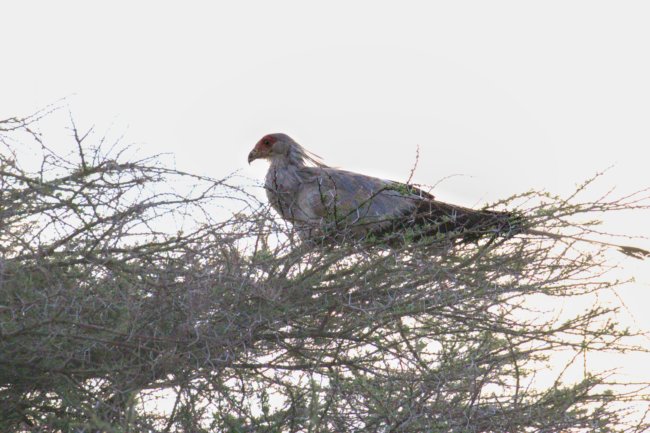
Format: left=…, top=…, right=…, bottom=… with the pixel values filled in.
left=526, top=228, right=650, bottom=260
left=387, top=198, right=648, bottom=259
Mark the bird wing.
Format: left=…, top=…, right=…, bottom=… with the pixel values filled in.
left=293, top=166, right=520, bottom=241
left=295, top=167, right=430, bottom=233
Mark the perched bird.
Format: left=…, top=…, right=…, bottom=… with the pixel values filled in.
left=248, top=133, right=520, bottom=243
left=248, top=133, right=650, bottom=259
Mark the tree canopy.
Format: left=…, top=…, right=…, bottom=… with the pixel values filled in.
left=1, top=110, right=649, bottom=432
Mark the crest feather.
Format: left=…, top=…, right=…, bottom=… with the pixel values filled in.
left=288, top=140, right=329, bottom=168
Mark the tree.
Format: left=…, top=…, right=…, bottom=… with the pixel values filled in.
left=1, top=110, right=648, bottom=432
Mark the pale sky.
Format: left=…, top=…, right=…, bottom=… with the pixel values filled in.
left=2, top=0, right=649, bottom=385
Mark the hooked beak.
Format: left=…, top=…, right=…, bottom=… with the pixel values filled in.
left=248, top=149, right=259, bottom=164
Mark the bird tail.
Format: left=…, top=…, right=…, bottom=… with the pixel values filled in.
left=408, top=200, right=649, bottom=259
left=525, top=228, right=650, bottom=260
left=414, top=200, right=523, bottom=242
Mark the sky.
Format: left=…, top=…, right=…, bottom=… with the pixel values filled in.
left=2, top=0, right=649, bottom=390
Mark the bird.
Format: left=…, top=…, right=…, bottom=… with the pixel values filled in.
left=247, top=133, right=521, bottom=244
left=248, top=133, right=650, bottom=259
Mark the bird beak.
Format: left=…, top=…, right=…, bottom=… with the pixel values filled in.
left=248, top=150, right=259, bottom=164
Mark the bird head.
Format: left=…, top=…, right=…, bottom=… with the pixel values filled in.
left=248, top=133, right=293, bottom=164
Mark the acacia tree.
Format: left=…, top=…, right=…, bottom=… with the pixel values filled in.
left=1, top=110, right=649, bottom=432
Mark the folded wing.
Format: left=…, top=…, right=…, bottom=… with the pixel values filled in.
left=295, top=167, right=519, bottom=241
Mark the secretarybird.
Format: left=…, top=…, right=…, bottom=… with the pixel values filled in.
left=248, top=133, right=649, bottom=258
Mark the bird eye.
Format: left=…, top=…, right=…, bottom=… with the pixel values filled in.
left=263, top=139, right=271, bottom=147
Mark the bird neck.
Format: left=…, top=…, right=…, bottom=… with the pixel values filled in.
left=266, top=156, right=303, bottom=189
left=269, top=151, right=306, bottom=170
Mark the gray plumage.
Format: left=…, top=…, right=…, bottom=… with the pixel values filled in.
left=246, top=133, right=650, bottom=259
left=248, top=133, right=520, bottom=243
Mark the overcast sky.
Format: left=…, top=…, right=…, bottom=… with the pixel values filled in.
left=2, top=0, right=649, bottom=382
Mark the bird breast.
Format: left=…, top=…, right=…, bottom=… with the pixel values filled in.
left=264, top=165, right=304, bottom=220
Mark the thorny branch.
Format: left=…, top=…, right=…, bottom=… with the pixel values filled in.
left=0, top=112, right=649, bottom=432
